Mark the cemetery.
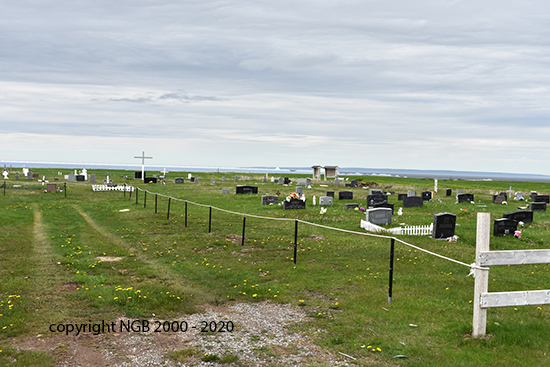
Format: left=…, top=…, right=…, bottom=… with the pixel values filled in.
left=2, top=167, right=550, bottom=366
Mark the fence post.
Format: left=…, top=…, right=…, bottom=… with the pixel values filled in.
left=473, top=212, right=490, bottom=338
left=242, top=215, right=246, bottom=246
left=208, top=206, right=212, bottom=233
left=64, top=182, right=66, bottom=198
left=167, top=197, right=171, bottom=220
left=135, top=188, right=138, bottom=205
left=185, top=200, right=188, bottom=228
left=129, top=186, right=132, bottom=199
left=144, top=191, right=147, bottom=208
left=155, top=194, right=158, bottom=214
left=293, top=219, right=298, bottom=265
left=3, top=180, right=5, bottom=196
left=388, top=238, right=395, bottom=303
left=124, top=183, right=126, bottom=197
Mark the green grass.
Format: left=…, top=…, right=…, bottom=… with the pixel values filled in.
left=2, top=168, right=550, bottom=366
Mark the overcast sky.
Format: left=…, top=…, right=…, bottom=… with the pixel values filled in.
left=1, top=0, right=549, bottom=174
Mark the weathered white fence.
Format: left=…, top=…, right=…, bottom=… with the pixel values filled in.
left=473, top=213, right=550, bottom=337
left=92, top=185, right=134, bottom=192
left=360, top=220, right=433, bottom=236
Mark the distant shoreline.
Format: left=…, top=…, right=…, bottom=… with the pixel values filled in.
left=2, top=160, right=550, bottom=183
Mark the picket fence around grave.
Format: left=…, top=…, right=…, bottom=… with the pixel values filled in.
left=92, top=185, right=134, bottom=192
left=360, top=220, right=433, bottom=236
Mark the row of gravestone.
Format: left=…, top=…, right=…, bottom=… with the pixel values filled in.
left=494, top=205, right=547, bottom=236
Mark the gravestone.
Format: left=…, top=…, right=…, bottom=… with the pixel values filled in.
left=26, top=170, right=33, bottom=180
left=67, top=173, right=76, bottom=182
left=530, top=192, right=538, bottom=201
left=369, top=189, right=383, bottom=195
left=278, top=175, right=283, bottom=185
left=194, top=177, right=199, bottom=184
left=457, top=193, right=474, bottom=203
left=514, top=192, right=524, bottom=200
left=46, top=183, right=57, bottom=193
left=366, top=194, right=388, bottom=207
left=492, top=192, right=507, bottom=204
left=493, top=218, right=518, bottom=237
left=144, top=177, right=157, bottom=184
left=372, top=202, right=394, bottom=214
left=421, top=191, right=432, bottom=201
left=366, top=208, right=392, bottom=225
left=344, top=203, right=359, bottom=210
left=445, top=188, right=452, bottom=196
left=350, top=180, right=358, bottom=188
left=284, top=177, right=291, bottom=185
left=89, top=174, right=96, bottom=183
left=222, top=177, right=226, bottom=182
left=503, top=210, right=533, bottom=223
left=407, top=190, right=416, bottom=197
left=403, top=196, right=423, bottom=208
left=235, top=176, right=239, bottom=182
left=221, top=189, right=231, bottom=194
left=190, top=177, right=195, bottom=182
left=533, top=195, right=550, bottom=204
left=211, top=176, right=216, bottom=184
left=261, top=195, right=279, bottom=205
left=32, top=173, right=39, bottom=178
left=15, top=173, right=19, bottom=180
left=319, top=196, right=333, bottom=206
left=263, top=176, right=267, bottom=183
left=283, top=199, right=306, bottom=210
left=188, top=173, right=192, bottom=179
left=334, top=177, right=340, bottom=186
left=135, top=171, right=142, bottom=179
left=529, top=202, right=547, bottom=212
left=76, top=175, right=85, bottom=182
left=244, top=178, right=248, bottom=182
left=456, top=189, right=463, bottom=195
left=326, top=191, right=335, bottom=198
left=397, top=193, right=407, bottom=201
left=338, top=191, right=353, bottom=200
left=432, top=213, right=457, bottom=239
left=174, top=177, right=184, bottom=184
left=296, top=186, right=303, bottom=196
left=236, top=185, right=259, bottom=194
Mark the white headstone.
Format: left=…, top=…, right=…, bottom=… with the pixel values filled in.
left=22, top=167, right=29, bottom=176
left=434, top=178, right=438, bottom=193
left=2, top=171, right=8, bottom=179
left=313, top=195, right=316, bottom=206
left=188, top=173, right=192, bottom=179
left=81, top=168, right=88, bottom=180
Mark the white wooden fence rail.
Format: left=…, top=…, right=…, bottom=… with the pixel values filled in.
left=92, top=185, right=134, bottom=192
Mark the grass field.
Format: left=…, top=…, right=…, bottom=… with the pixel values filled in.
left=1, top=169, right=550, bottom=366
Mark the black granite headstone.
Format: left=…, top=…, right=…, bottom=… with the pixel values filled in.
left=457, top=193, right=474, bottom=203
left=236, top=185, right=258, bottom=194
left=76, top=175, right=85, bottom=182
left=372, top=202, right=394, bottom=214
left=432, top=212, right=456, bottom=239
left=445, top=188, right=452, bottom=196
left=397, top=193, right=407, bottom=201
left=283, top=199, right=305, bottom=210
left=403, top=196, right=423, bottom=208
left=326, top=191, right=335, bottom=198
left=135, top=171, right=142, bottom=179
left=529, top=202, right=547, bottom=212
left=144, top=177, right=157, bottom=184
left=338, top=191, right=353, bottom=200
left=503, top=210, right=533, bottom=223
left=366, top=194, right=388, bottom=206
left=493, top=218, right=518, bottom=237
left=422, top=191, right=432, bottom=201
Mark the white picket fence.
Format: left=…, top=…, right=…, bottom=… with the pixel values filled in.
left=360, top=220, right=433, bottom=236
left=92, top=185, right=134, bottom=192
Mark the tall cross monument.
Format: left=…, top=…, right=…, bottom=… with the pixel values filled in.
left=134, top=151, right=153, bottom=181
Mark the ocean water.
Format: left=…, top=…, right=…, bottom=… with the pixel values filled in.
left=2, top=161, right=550, bottom=182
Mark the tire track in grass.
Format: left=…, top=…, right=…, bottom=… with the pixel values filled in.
left=72, top=204, right=207, bottom=303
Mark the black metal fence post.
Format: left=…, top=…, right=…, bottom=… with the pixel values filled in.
left=64, top=182, right=67, bottom=198
left=3, top=181, right=5, bottom=196
left=208, top=206, right=212, bottom=233
left=294, top=219, right=298, bottom=265
left=185, top=200, right=188, bottom=227
left=144, top=191, right=147, bottom=208
left=242, top=215, right=246, bottom=246
left=155, top=194, right=158, bottom=214
left=129, top=187, right=132, bottom=199
left=167, top=197, right=171, bottom=220
left=388, top=238, right=395, bottom=303
left=135, top=188, right=138, bottom=205
left=124, top=183, right=126, bottom=197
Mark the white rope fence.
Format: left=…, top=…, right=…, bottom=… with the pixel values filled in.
left=127, top=187, right=483, bottom=270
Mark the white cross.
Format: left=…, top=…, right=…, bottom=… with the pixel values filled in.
left=161, top=168, right=168, bottom=175
left=39, top=176, right=48, bottom=186
left=134, top=151, right=153, bottom=181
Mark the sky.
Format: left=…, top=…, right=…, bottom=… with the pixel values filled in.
left=1, top=0, right=550, bottom=174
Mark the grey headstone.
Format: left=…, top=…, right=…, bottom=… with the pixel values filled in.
left=369, top=189, right=383, bottom=195
left=222, top=177, right=226, bottom=182
left=211, top=177, right=216, bottom=184
left=433, top=213, right=456, bottom=239
left=296, top=186, right=303, bottom=196
left=407, top=190, right=416, bottom=197
left=15, top=173, right=19, bottom=180
left=278, top=174, right=283, bottom=185
left=366, top=208, right=392, bottom=225
left=89, top=174, right=96, bottom=183
left=319, top=196, right=333, bottom=206
left=67, top=173, right=76, bottom=182
left=175, top=177, right=184, bottom=184
left=334, top=178, right=340, bottom=186
left=492, top=192, right=507, bottom=204
left=221, top=189, right=231, bottom=194
left=372, top=202, right=394, bottom=214
left=456, top=189, right=463, bottom=194
left=514, top=192, right=524, bottom=200
left=261, top=195, right=279, bottom=205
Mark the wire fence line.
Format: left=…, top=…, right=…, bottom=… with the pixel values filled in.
left=132, top=186, right=482, bottom=271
